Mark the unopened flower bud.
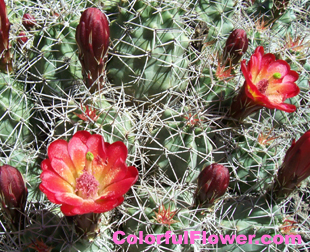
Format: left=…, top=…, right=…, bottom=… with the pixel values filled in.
left=76, top=8, right=110, bottom=90
left=18, top=31, right=28, bottom=44
left=195, top=163, right=230, bottom=207
left=0, top=165, right=28, bottom=225
left=0, top=0, right=12, bottom=72
left=274, top=130, right=310, bottom=198
left=223, top=29, right=248, bottom=66
left=22, top=13, right=36, bottom=30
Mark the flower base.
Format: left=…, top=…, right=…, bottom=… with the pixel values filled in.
left=73, top=213, right=101, bottom=241
left=228, top=83, right=263, bottom=124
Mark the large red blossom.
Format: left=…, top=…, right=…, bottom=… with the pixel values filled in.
left=229, top=46, right=300, bottom=122
left=39, top=131, right=138, bottom=216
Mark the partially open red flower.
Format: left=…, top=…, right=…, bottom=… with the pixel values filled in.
left=39, top=131, right=138, bottom=216
left=229, top=46, right=300, bottom=122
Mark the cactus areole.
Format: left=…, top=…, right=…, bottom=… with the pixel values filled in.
left=39, top=131, right=138, bottom=216
left=229, top=46, right=300, bottom=122
left=76, top=8, right=110, bottom=88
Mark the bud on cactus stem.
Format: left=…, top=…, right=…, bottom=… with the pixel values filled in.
left=0, top=0, right=12, bottom=72
left=271, top=130, right=310, bottom=200
left=76, top=8, right=110, bottom=91
left=222, top=29, right=248, bottom=67
left=0, top=165, right=28, bottom=230
left=195, top=163, right=230, bottom=208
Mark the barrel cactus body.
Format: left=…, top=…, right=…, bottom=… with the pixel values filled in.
left=107, top=0, right=190, bottom=100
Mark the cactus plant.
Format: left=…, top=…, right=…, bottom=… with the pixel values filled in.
left=107, top=0, right=190, bottom=101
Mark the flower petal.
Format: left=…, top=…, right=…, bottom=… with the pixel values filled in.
left=50, top=158, right=76, bottom=186
left=39, top=184, right=62, bottom=204
left=72, top=131, right=92, bottom=144
left=254, top=53, right=276, bottom=82
left=60, top=197, right=124, bottom=216
left=267, top=82, right=300, bottom=99
left=54, top=192, right=83, bottom=206
left=262, top=60, right=289, bottom=81
left=86, top=134, right=108, bottom=177
left=247, top=46, right=264, bottom=80
left=68, top=133, right=89, bottom=175
left=272, top=102, right=296, bottom=112
left=97, top=157, right=128, bottom=190
left=47, top=140, right=75, bottom=176
left=86, top=134, right=106, bottom=159
left=282, top=70, right=299, bottom=83
left=40, top=170, right=74, bottom=194
left=98, top=166, right=138, bottom=200
left=41, top=159, right=53, bottom=171
left=105, top=141, right=128, bottom=164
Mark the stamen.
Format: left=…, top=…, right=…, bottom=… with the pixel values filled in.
left=75, top=170, right=99, bottom=199
left=256, top=79, right=269, bottom=94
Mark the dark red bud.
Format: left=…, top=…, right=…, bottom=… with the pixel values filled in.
left=0, top=165, right=28, bottom=209
left=0, top=165, right=28, bottom=226
left=76, top=8, right=110, bottom=89
left=223, top=29, right=248, bottom=66
left=0, top=0, right=12, bottom=72
left=275, top=130, right=310, bottom=198
left=22, top=13, right=36, bottom=30
left=195, top=163, right=230, bottom=206
left=18, top=31, right=28, bottom=44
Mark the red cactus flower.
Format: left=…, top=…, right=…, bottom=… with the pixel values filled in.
left=222, top=29, right=248, bottom=66
left=39, top=131, right=138, bottom=216
left=76, top=8, right=110, bottom=89
left=229, top=46, right=300, bottom=123
left=0, top=165, right=28, bottom=223
left=195, top=163, right=230, bottom=207
left=0, top=0, right=12, bottom=72
left=22, top=13, right=36, bottom=30
left=274, top=130, right=310, bottom=198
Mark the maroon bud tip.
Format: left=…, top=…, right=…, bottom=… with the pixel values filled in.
left=0, top=165, right=28, bottom=210
left=76, top=8, right=110, bottom=89
left=195, top=163, right=230, bottom=207
left=0, top=0, right=12, bottom=72
left=223, top=29, right=248, bottom=66
left=275, top=130, right=310, bottom=198
left=18, top=31, right=28, bottom=44
left=22, top=13, right=36, bottom=30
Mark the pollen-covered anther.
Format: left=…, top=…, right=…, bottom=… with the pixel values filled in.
left=256, top=79, right=269, bottom=94
left=75, top=170, right=99, bottom=199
